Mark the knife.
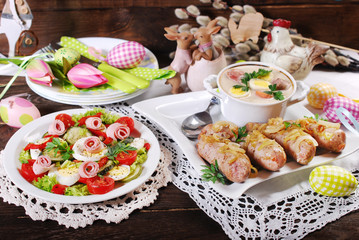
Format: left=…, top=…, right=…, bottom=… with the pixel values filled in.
left=51, top=42, right=150, bottom=93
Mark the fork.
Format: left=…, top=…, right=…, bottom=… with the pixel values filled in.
left=38, top=44, right=56, bottom=60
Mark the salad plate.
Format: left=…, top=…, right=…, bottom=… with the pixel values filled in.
left=26, top=37, right=159, bottom=105
left=132, top=90, right=359, bottom=199
left=2, top=109, right=161, bottom=204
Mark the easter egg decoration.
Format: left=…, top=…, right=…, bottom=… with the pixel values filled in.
left=54, top=47, right=81, bottom=67
left=106, top=41, right=146, bottom=69
left=0, top=96, right=40, bottom=128
left=323, top=96, right=359, bottom=123
left=309, top=165, right=358, bottom=197
left=307, top=83, right=338, bottom=109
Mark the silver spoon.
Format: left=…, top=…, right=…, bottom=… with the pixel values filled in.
left=181, top=96, right=218, bottom=139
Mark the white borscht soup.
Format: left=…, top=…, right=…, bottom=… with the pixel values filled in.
left=219, top=65, right=294, bottom=104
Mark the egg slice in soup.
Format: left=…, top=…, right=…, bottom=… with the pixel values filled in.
left=229, top=86, right=250, bottom=98
left=249, top=79, right=270, bottom=91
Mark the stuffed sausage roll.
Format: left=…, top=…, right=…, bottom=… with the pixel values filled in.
left=241, top=130, right=287, bottom=171
left=197, top=121, right=252, bottom=183
left=296, top=118, right=346, bottom=153
left=247, top=118, right=318, bottom=165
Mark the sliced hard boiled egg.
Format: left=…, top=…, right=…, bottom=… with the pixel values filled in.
left=48, top=166, right=80, bottom=186
left=257, top=71, right=273, bottom=81
left=107, top=165, right=131, bottom=181
left=130, top=138, right=145, bottom=149
left=249, top=79, right=270, bottom=91
left=229, top=86, right=250, bottom=98
left=30, top=137, right=66, bottom=161
left=72, top=137, right=108, bottom=161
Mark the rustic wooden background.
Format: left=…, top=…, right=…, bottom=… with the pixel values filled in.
left=1, top=0, right=359, bottom=67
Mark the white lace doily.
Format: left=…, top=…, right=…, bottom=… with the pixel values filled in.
left=1, top=102, right=359, bottom=239
left=0, top=103, right=173, bottom=229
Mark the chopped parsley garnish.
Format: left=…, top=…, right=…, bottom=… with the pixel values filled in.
left=106, top=142, right=137, bottom=164
left=236, top=68, right=272, bottom=92
left=283, top=121, right=301, bottom=129
left=201, top=160, right=227, bottom=184
left=232, top=126, right=248, bottom=143
left=264, top=84, right=284, bottom=101
left=304, top=113, right=328, bottom=122
left=45, top=137, right=74, bottom=160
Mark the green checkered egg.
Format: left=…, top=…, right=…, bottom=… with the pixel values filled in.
left=309, top=166, right=358, bottom=197
left=54, top=47, right=80, bottom=66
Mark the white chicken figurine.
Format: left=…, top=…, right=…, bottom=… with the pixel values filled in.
left=260, top=19, right=328, bottom=80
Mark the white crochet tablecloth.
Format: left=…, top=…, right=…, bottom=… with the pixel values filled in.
left=100, top=103, right=359, bottom=239
left=1, top=67, right=359, bottom=238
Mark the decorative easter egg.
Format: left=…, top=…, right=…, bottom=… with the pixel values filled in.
left=307, top=83, right=338, bottom=109
left=0, top=97, right=41, bottom=128
left=106, top=41, right=146, bottom=69
left=54, top=48, right=81, bottom=66
left=323, top=96, right=359, bottom=123
left=309, top=165, right=358, bottom=197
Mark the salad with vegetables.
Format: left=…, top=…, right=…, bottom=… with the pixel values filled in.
left=18, top=108, right=151, bottom=196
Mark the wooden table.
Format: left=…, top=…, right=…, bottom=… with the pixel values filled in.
left=1, top=1, right=359, bottom=239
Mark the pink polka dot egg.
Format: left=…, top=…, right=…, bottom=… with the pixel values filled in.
left=0, top=97, right=40, bottom=128
left=106, top=41, right=146, bottom=69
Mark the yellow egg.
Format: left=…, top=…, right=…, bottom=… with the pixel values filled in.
left=108, top=165, right=131, bottom=181
left=257, top=72, right=272, bottom=81
left=54, top=47, right=81, bottom=66
left=48, top=166, right=80, bottom=186
left=249, top=79, right=270, bottom=91
left=307, top=83, right=338, bottom=109
left=229, top=86, right=250, bottom=97
left=309, top=165, right=358, bottom=197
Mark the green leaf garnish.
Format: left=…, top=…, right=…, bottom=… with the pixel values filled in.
left=106, top=142, right=137, bottom=164
left=304, top=113, right=328, bottom=122
left=238, top=68, right=272, bottom=92
left=232, top=126, right=248, bottom=143
left=45, top=137, right=74, bottom=160
left=264, top=84, right=284, bottom=101
left=201, top=160, right=227, bottom=184
left=283, top=121, right=301, bottom=129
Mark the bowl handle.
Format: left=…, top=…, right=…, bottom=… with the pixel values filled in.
left=203, top=74, right=222, bottom=99
left=289, top=81, right=309, bottom=104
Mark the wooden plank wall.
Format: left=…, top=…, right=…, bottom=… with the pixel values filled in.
left=1, top=0, right=358, bottom=67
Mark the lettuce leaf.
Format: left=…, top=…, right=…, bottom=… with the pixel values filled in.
left=72, top=108, right=121, bottom=125
left=32, top=175, right=58, bottom=192
left=64, top=184, right=90, bottom=196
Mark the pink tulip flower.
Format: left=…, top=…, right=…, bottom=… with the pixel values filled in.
left=26, top=59, right=55, bottom=86
left=67, top=63, right=108, bottom=88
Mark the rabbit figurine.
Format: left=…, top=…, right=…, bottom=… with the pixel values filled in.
left=164, top=27, right=194, bottom=94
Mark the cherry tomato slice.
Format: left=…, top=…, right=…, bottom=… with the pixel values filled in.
left=116, top=116, right=135, bottom=133
left=87, top=176, right=115, bottom=194
left=116, top=150, right=137, bottom=166
left=51, top=184, right=68, bottom=195
left=55, top=113, right=75, bottom=129
left=98, top=157, right=109, bottom=168
left=19, top=159, right=46, bottom=182
left=144, top=143, right=151, bottom=151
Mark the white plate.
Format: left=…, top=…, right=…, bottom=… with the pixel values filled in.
left=3, top=109, right=161, bottom=204
left=26, top=37, right=159, bottom=105
left=132, top=91, right=359, bottom=199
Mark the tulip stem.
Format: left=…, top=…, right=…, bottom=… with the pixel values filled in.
left=0, top=53, right=50, bottom=100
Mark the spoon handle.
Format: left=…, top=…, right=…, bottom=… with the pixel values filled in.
left=206, top=96, right=219, bottom=112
